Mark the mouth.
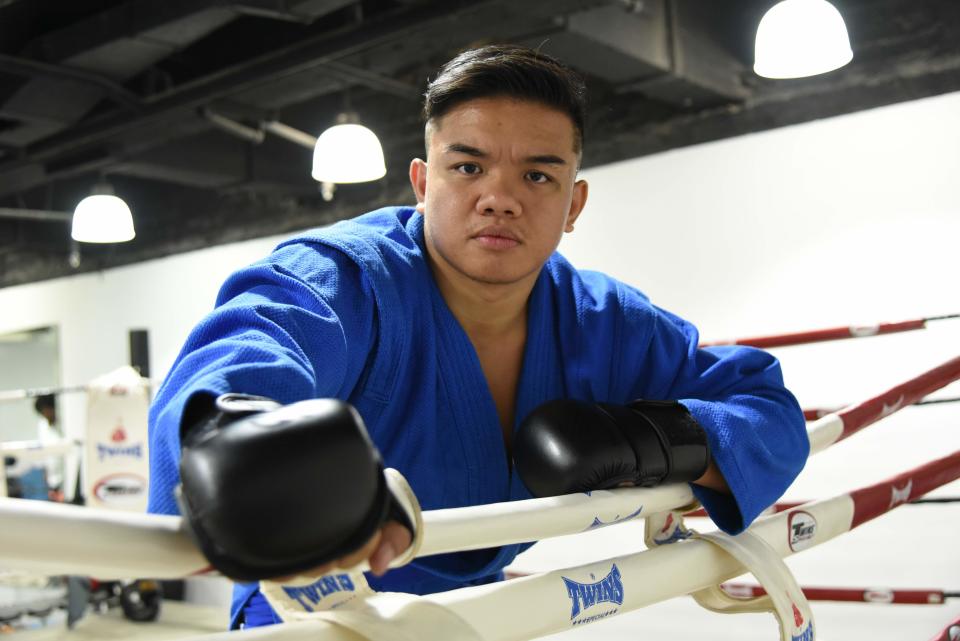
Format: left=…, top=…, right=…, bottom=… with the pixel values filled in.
left=472, top=226, right=520, bottom=241
left=471, top=226, right=521, bottom=250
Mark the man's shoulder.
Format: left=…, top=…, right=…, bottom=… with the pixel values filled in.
left=544, top=253, right=652, bottom=313
left=260, top=206, right=426, bottom=284
left=277, top=206, right=421, bottom=256
left=213, top=207, right=426, bottom=305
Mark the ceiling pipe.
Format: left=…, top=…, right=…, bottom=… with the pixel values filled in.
left=262, top=120, right=318, bottom=149
left=0, top=208, right=72, bottom=222
left=201, top=108, right=266, bottom=143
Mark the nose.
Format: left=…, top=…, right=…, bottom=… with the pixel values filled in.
left=475, top=172, right=522, bottom=217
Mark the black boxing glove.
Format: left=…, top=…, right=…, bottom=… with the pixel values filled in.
left=514, top=398, right=710, bottom=498
left=177, top=393, right=413, bottom=582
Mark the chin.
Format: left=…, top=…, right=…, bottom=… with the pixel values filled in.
left=460, top=263, right=534, bottom=286
left=469, top=273, right=522, bottom=286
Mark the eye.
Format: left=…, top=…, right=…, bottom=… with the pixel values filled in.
left=455, top=163, right=481, bottom=175
left=526, top=171, right=552, bottom=184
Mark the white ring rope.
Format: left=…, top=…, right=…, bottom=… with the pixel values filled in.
left=0, top=439, right=82, bottom=464
left=2, top=355, right=956, bottom=582
left=170, top=450, right=960, bottom=641
left=0, top=380, right=160, bottom=403
left=0, top=358, right=960, bottom=579
left=0, top=355, right=957, bottom=639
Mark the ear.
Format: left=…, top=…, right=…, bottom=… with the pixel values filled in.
left=409, top=158, right=428, bottom=213
left=564, top=179, right=589, bottom=232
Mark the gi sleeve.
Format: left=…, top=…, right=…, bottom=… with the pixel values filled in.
left=147, top=243, right=376, bottom=515
left=627, top=303, right=808, bottom=535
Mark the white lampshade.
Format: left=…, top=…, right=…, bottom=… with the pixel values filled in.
left=311, top=123, right=386, bottom=184
left=754, top=0, right=853, bottom=79
left=71, top=190, right=135, bottom=243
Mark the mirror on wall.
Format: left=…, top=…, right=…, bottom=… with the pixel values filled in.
left=0, top=326, right=61, bottom=443
left=0, top=326, right=62, bottom=499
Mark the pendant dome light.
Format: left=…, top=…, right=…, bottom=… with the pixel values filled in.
left=754, top=0, right=853, bottom=79
left=311, top=113, right=386, bottom=184
left=71, top=182, right=135, bottom=243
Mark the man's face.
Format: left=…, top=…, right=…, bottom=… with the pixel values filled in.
left=410, top=97, right=588, bottom=289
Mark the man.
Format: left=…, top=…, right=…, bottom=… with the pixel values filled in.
left=35, top=394, right=64, bottom=501
left=148, top=45, right=807, bottom=628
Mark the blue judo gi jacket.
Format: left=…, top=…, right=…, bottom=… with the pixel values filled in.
left=147, top=207, right=808, bottom=628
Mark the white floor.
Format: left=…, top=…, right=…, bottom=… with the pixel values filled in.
left=5, top=601, right=226, bottom=640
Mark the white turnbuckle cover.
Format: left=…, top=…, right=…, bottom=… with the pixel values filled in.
left=645, top=505, right=814, bottom=640
left=692, top=530, right=815, bottom=641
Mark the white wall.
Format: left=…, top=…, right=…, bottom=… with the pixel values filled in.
left=0, top=91, right=958, bottom=638
left=522, top=90, right=960, bottom=640
left=0, top=234, right=285, bottom=447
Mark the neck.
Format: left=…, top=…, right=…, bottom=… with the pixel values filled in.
left=427, top=252, right=535, bottom=338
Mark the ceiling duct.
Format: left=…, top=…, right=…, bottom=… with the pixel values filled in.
left=532, top=0, right=747, bottom=107
left=0, top=2, right=236, bottom=148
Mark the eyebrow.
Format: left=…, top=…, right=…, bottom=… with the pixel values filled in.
left=527, top=154, right=567, bottom=166
left=444, top=143, right=567, bottom=166
left=444, top=143, right=486, bottom=157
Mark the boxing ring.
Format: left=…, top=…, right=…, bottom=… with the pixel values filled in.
left=0, top=317, right=958, bottom=640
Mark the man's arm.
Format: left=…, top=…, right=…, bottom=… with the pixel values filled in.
left=630, top=305, right=808, bottom=534
left=694, top=461, right=729, bottom=494
left=148, top=243, right=376, bottom=516
left=515, top=303, right=804, bottom=534
left=150, top=243, right=419, bottom=582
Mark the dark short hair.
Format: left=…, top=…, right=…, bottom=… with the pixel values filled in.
left=423, top=45, right=587, bottom=153
left=34, top=394, right=55, bottom=414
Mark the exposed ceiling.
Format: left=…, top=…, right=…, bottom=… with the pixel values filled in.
left=1, top=0, right=959, bottom=288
